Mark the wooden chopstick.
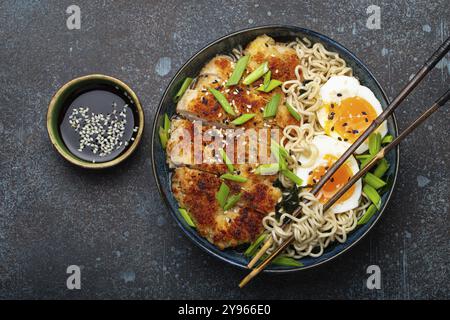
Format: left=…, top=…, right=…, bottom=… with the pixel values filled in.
left=246, top=36, right=450, bottom=269
left=240, top=87, right=450, bottom=288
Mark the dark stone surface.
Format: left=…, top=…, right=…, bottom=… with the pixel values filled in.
left=0, top=0, right=448, bottom=299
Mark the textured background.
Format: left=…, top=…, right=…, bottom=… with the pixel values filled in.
left=0, top=0, right=449, bottom=299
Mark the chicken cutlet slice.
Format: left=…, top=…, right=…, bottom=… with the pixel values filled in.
left=166, top=119, right=278, bottom=174
left=172, top=167, right=279, bottom=249
left=244, top=34, right=301, bottom=83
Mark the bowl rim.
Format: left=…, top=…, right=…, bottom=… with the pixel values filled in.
left=47, top=73, right=145, bottom=169
left=151, top=24, right=400, bottom=272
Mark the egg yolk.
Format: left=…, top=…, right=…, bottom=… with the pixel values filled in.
left=308, top=155, right=355, bottom=204
left=325, top=97, right=378, bottom=143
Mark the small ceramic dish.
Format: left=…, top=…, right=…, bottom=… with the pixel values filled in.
left=47, top=74, right=144, bottom=169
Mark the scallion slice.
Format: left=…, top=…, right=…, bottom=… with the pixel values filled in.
left=243, top=62, right=269, bottom=85
left=285, top=103, right=301, bottom=121
left=281, top=169, right=303, bottom=185
left=208, top=88, right=236, bottom=116
left=263, top=70, right=271, bottom=89
left=373, top=158, right=390, bottom=178
left=357, top=204, right=378, bottom=225
left=226, top=55, right=250, bottom=86
left=179, top=208, right=195, bottom=228
left=263, top=93, right=281, bottom=118
left=219, top=148, right=235, bottom=172
left=254, top=163, right=280, bottom=175
left=272, top=256, right=303, bottom=267
left=220, top=173, right=248, bottom=183
left=382, top=134, right=394, bottom=144
left=244, top=233, right=267, bottom=257
left=216, top=182, right=230, bottom=208
left=163, top=114, right=170, bottom=133
left=159, top=127, right=168, bottom=149
left=230, top=113, right=256, bottom=125
left=360, top=154, right=376, bottom=168
left=173, top=77, right=193, bottom=102
left=271, top=139, right=292, bottom=162
left=364, top=172, right=387, bottom=189
left=223, top=193, right=242, bottom=211
left=363, top=184, right=381, bottom=209
left=369, top=132, right=381, bottom=155
left=257, top=79, right=283, bottom=93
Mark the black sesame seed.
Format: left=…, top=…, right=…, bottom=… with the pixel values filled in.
left=365, top=118, right=369, bottom=123
left=337, top=93, right=342, bottom=97
left=338, top=137, right=342, bottom=141
left=352, top=130, right=359, bottom=134
left=362, top=111, right=367, bottom=115
left=344, top=138, right=348, bottom=142
left=342, top=122, right=348, bottom=127
left=331, top=126, right=334, bottom=131
left=330, top=178, right=335, bottom=182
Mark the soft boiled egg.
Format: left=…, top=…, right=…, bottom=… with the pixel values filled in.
left=296, top=135, right=362, bottom=214
left=317, top=75, right=387, bottom=154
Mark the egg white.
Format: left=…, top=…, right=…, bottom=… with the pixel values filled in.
left=296, top=135, right=362, bottom=214
left=317, top=75, right=388, bottom=154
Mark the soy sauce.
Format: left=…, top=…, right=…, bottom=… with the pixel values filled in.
left=59, top=84, right=138, bottom=163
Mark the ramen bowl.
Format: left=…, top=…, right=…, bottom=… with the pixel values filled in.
left=151, top=25, right=399, bottom=272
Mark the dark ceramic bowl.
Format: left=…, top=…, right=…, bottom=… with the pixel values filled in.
left=151, top=25, right=399, bottom=272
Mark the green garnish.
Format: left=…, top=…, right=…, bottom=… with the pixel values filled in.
left=373, top=158, right=390, bottom=178
left=173, top=77, right=193, bottom=102
left=226, top=55, right=250, bottom=86
left=230, top=113, right=256, bottom=125
left=355, top=154, right=372, bottom=161
left=368, top=132, right=381, bottom=155
left=220, top=173, right=248, bottom=183
left=219, top=148, right=235, bottom=172
left=263, top=93, right=281, bottom=118
left=382, top=134, right=394, bottom=144
left=271, top=139, right=292, bottom=162
left=263, top=70, right=271, bottom=89
left=243, top=62, right=269, bottom=85
left=208, top=88, right=236, bottom=116
left=281, top=169, right=303, bottom=185
left=285, top=103, right=301, bottom=121
left=257, top=79, right=283, bottom=93
left=164, top=114, right=170, bottom=133
left=178, top=208, right=195, bottom=228
left=244, top=233, right=267, bottom=257
left=254, top=163, right=280, bottom=175
left=272, top=256, right=303, bottom=267
left=357, top=204, right=378, bottom=225
left=364, top=172, right=387, bottom=189
left=159, top=127, right=168, bottom=149
left=363, top=184, right=381, bottom=209
left=216, top=182, right=230, bottom=208
left=223, top=193, right=242, bottom=211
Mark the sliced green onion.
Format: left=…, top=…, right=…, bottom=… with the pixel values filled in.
left=257, top=79, right=283, bottom=93
left=270, top=139, right=292, bottom=162
left=272, top=256, right=303, bottom=267
left=364, top=172, right=387, bottom=189
left=223, top=193, right=242, bottom=211
left=219, top=148, right=234, bottom=172
left=244, top=233, right=267, bottom=257
left=220, top=173, right=248, bottom=183
left=281, top=169, right=303, bottom=185
left=179, top=208, right=195, bottom=228
left=357, top=204, right=378, bottom=225
left=263, top=70, right=271, bottom=89
left=360, top=154, right=376, bottom=168
left=208, top=88, right=236, bottom=116
left=230, top=113, right=256, bottom=125
left=216, top=182, right=230, bottom=208
left=373, top=158, right=390, bottom=178
left=163, top=114, right=170, bottom=133
left=363, top=184, right=381, bottom=209
left=382, top=134, right=394, bottom=145
left=285, top=103, right=301, bottom=121
left=263, top=93, right=281, bottom=118
left=243, top=61, right=269, bottom=85
left=226, top=55, right=250, bottom=86
left=355, top=154, right=371, bottom=161
left=254, top=163, right=280, bottom=175
left=173, top=77, right=193, bottom=102
left=159, top=127, right=168, bottom=149
left=369, top=132, right=381, bottom=155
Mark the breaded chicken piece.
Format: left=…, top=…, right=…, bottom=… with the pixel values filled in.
left=172, top=167, right=280, bottom=249
left=166, top=119, right=278, bottom=174
left=244, top=34, right=301, bottom=83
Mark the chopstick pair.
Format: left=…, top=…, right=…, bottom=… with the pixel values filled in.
left=239, top=36, right=450, bottom=288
